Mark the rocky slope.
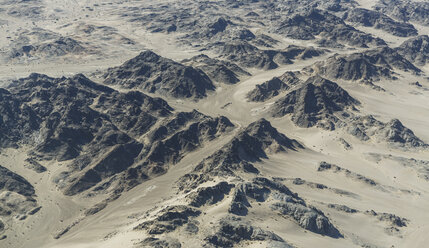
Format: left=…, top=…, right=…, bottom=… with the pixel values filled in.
left=344, top=8, right=418, bottom=37
left=270, top=76, right=360, bottom=130
left=247, top=71, right=302, bottom=102
left=181, top=54, right=250, bottom=84
left=305, top=47, right=421, bottom=81
left=102, top=50, right=215, bottom=99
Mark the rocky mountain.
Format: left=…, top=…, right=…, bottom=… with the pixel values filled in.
left=215, top=42, right=324, bottom=70
left=270, top=76, right=360, bottom=130
left=344, top=8, right=418, bottom=37
left=247, top=71, right=302, bottom=102
left=102, top=50, right=215, bottom=99
left=273, top=8, right=387, bottom=48
left=375, top=0, right=429, bottom=25
left=343, top=115, right=428, bottom=148
left=181, top=54, right=250, bottom=84
left=396, top=35, right=429, bottom=66
left=305, top=47, right=421, bottom=81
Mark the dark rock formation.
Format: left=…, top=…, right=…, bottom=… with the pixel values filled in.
left=344, top=8, right=417, bottom=37
left=227, top=177, right=343, bottom=238
left=137, top=237, right=181, bottom=248
left=142, top=110, right=234, bottom=168
left=0, top=165, right=35, bottom=197
left=306, top=47, right=420, bottom=81
left=134, top=205, right=201, bottom=234
left=103, top=50, right=215, bottom=99
left=205, top=216, right=290, bottom=248
left=375, top=0, right=429, bottom=25
left=188, top=181, right=234, bottom=207
left=270, top=76, right=359, bottom=130
left=247, top=71, right=301, bottom=102
left=343, top=116, right=427, bottom=148
left=365, top=210, right=408, bottom=227
left=327, top=204, right=358, bottom=213
left=318, top=161, right=377, bottom=186
left=274, top=9, right=386, bottom=48
left=177, top=119, right=302, bottom=190
left=216, top=42, right=323, bottom=70
left=24, top=158, right=47, bottom=173
left=7, top=37, right=89, bottom=60
left=0, top=73, right=233, bottom=197
left=0, top=165, right=38, bottom=218
left=396, top=35, right=429, bottom=66
left=182, top=54, right=250, bottom=84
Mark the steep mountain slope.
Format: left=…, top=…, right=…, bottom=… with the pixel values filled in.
left=102, top=50, right=215, bottom=99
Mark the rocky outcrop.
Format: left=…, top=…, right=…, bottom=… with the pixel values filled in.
left=134, top=205, right=201, bottom=234
left=205, top=216, right=292, bottom=248
left=270, top=76, right=359, bottom=130
left=136, top=237, right=182, bottom=248
left=178, top=119, right=302, bottom=190
left=318, top=162, right=377, bottom=186
left=1, top=73, right=235, bottom=198
left=343, top=116, right=427, bottom=148
left=0, top=165, right=38, bottom=218
left=344, top=8, right=417, bottom=37
left=396, top=35, right=429, bottom=66
left=142, top=110, right=235, bottom=168
left=188, top=181, right=234, bottom=207
left=365, top=210, right=408, bottom=228
left=274, top=8, right=386, bottom=48
left=103, top=50, right=215, bottom=99
left=247, top=71, right=302, bottom=102
left=228, top=177, right=343, bottom=238
left=216, top=42, right=323, bottom=70
left=375, top=0, right=429, bottom=25
left=306, top=47, right=420, bottom=81
left=182, top=54, right=250, bottom=84
left=8, top=37, right=88, bottom=60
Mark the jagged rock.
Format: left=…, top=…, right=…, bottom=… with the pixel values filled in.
left=103, top=50, right=215, bottom=99
left=270, top=76, right=359, bottom=130
left=274, top=8, right=386, bottom=48
left=272, top=201, right=342, bottom=238
left=318, top=161, right=377, bottom=186
left=344, top=8, right=417, bottom=37
left=1, top=73, right=201, bottom=196
left=205, top=216, right=289, bottom=248
left=224, top=177, right=343, bottom=238
left=375, top=0, right=429, bottom=25
left=343, top=116, right=428, bottom=148
left=247, top=71, right=301, bottom=102
left=327, top=204, right=358, bottom=213
left=365, top=210, right=408, bottom=227
left=0, top=165, right=35, bottom=197
left=142, top=110, right=234, bottom=167
left=228, top=186, right=251, bottom=216
left=182, top=54, right=250, bottom=84
left=396, top=35, right=429, bottom=66
left=338, top=138, right=352, bottom=150
left=216, top=42, right=323, bottom=70
left=188, top=182, right=234, bottom=207
left=177, top=119, right=302, bottom=190
left=0, top=166, right=38, bottom=217
left=24, top=158, right=46, bottom=173
left=134, top=205, right=201, bottom=234
left=8, top=37, right=88, bottom=60
left=306, top=47, right=420, bottom=81
left=136, top=237, right=181, bottom=248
